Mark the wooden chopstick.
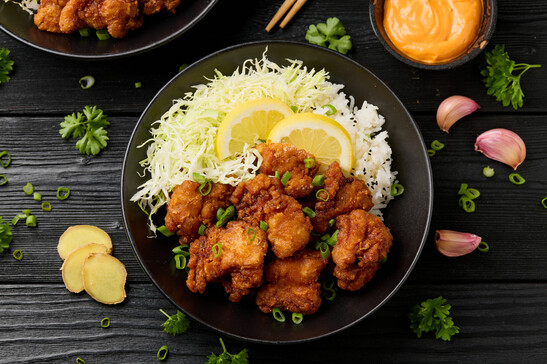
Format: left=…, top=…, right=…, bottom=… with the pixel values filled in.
left=266, top=0, right=308, bottom=32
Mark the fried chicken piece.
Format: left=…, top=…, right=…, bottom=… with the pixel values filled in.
left=140, top=0, right=181, bottom=15
left=256, top=250, right=328, bottom=315
left=256, top=143, right=320, bottom=198
left=165, top=180, right=234, bottom=244
left=230, top=173, right=312, bottom=258
left=186, top=220, right=268, bottom=302
left=312, top=161, right=374, bottom=233
left=34, top=0, right=71, bottom=33
left=332, top=209, right=392, bottom=291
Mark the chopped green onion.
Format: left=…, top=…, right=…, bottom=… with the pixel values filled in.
left=431, top=140, right=445, bottom=151
left=100, top=317, right=110, bottom=328
left=79, top=75, right=95, bottom=89
left=198, top=224, right=206, bottom=236
left=41, top=202, right=52, bottom=211
left=134, top=82, right=142, bottom=89
left=302, top=207, right=316, bottom=218
left=26, top=215, right=37, bottom=227
left=259, top=220, right=268, bottom=231
left=427, top=149, right=436, bottom=157
left=542, top=197, right=547, bottom=209
left=157, top=345, right=168, bottom=361
left=247, top=227, right=256, bottom=241
left=483, top=166, right=495, bottom=178
left=56, top=187, right=71, bottom=200
left=22, top=209, right=31, bottom=216
left=96, top=29, right=110, bottom=40
left=212, top=242, right=222, bottom=258
left=290, top=106, right=298, bottom=112
left=304, top=158, right=316, bottom=168
left=33, top=192, right=42, bottom=201
left=171, top=245, right=189, bottom=255
left=459, top=196, right=475, bottom=213
left=274, top=171, right=281, bottom=179
left=292, top=313, right=304, bottom=324
left=157, top=225, right=174, bottom=237
left=319, top=242, right=330, bottom=259
left=457, top=183, right=468, bottom=195
left=325, top=230, right=338, bottom=247
left=178, top=64, right=188, bottom=72
left=322, top=104, right=337, bottom=116
left=322, top=278, right=335, bottom=291
left=464, top=188, right=480, bottom=200
left=76, top=357, right=85, bottom=364
left=78, top=28, right=91, bottom=37
left=23, top=182, right=34, bottom=195
left=174, top=254, right=187, bottom=270
left=478, top=241, right=489, bottom=253
left=320, top=234, right=330, bottom=242
left=216, top=205, right=235, bottom=227
left=281, top=171, right=291, bottom=186
left=0, top=151, right=11, bottom=168
left=257, top=139, right=266, bottom=144
left=390, top=183, right=404, bottom=197
left=316, top=189, right=329, bottom=201
left=12, top=249, right=23, bottom=260
left=216, top=207, right=225, bottom=221
left=199, top=181, right=212, bottom=196
left=380, top=255, right=388, bottom=263
left=328, top=218, right=335, bottom=227
left=11, top=215, right=21, bottom=225
left=272, top=308, right=285, bottom=322
left=192, top=172, right=208, bottom=184
left=0, top=175, right=6, bottom=186
left=323, top=288, right=336, bottom=301
left=312, top=174, right=325, bottom=187
left=509, top=173, right=525, bottom=185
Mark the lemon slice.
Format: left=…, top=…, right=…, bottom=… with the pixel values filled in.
left=216, top=98, right=294, bottom=159
left=267, top=113, right=354, bottom=172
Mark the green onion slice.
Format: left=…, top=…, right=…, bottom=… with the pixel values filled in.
left=319, top=242, right=330, bottom=259
left=328, top=218, right=335, bottom=227
left=259, top=220, right=268, bottom=231
left=427, top=149, right=436, bottom=157
left=290, top=106, right=298, bottom=113
left=316, top=189, right=329, bottom=202
left=212, top=242, right=222, bottom=258
left=323, top=288, right=336, bottom=301
left=326, top=230, right=338, bottom=247
left=33, top=192, right=42, bottom=201
left=478, top=241, right=489, bottom=253
left=390, top=183, right=404, bottom=197
left=483, top=166, right=495, bottom=178
left=41, top=202, right=52, bottom=212
left=322, top=278, right=335, bottom=291
left=174, top=254, right=187, bottom=270
left=509, top=173, right=525, bottom=185
left=12, top=249, right=23, bottom=260
left=192, top=172, right=208, bottom=184
left=247, top=227, right=256, bottom=241
left=198, top=224, right=206, bottom=236
left=292, top=313, right=304, bottom=324
left=157, top=225, right=174, bottom=237
left=199, top=181, right=212, bottom=196
left=100, top=317, right=110, bottom=328
left=22, top=209, right=31, bottom=216
left=431, top=140, right=445, bottom=151
left=96, top=29, right=110, bottom=40
left=26, top=215, right=37, bottom=227
left=0, top=175, right=6, bottom=186
left=171, top=245, right=189, bottom=255
left=78, top=28, right=90, bottom=37
left=304, top=158, right=316, bottom=168
left=302, top=207, right=316, bottom=218
left=457, top=183, right=468, bottom=195
left=380, top=255, right=388, bottom=263
left=76, top=357, right=85, bottom=364
left=157, top=345, right=168, bottom=361
left=281, top=171, right=291, bottom=186
left=23, top=182, right=34, bottom=195
left=79, top=75, right=95, bottom=89
left=178, top=64, right=188, bottom=72
left=11, top=215, right=21, bottom=225
left=274, top=171, right=281, bottom=179
left=272, top=308, right=285, bottom=322
left=134, top=82, right=142, bottom=89
left=464, top=188, right=480, bottom=200
left=542, top=197, right=547, bottom=209
left=459, top=196, right=475, bottom=213
left=0, top=151, right=11, bottom=168
left=322, top=104, right=337, bottom=116
left=216, top=205, right=235, bottom=227
left=312, top=174, right=325, bottom=187
left=56, top=187, right=71, bottom=200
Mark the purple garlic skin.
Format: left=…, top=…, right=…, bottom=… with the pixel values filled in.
left=474, top=128, right=526, bottom=170
left=435, top=230, right=482, bottom=257
left=436, top=95, right=480, bottom=133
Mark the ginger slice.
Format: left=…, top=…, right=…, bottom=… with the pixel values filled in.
left=58, top=225, right=112, bottom=260
left=62, top=243, right=108, bottom=293
left=82, top=253, right=127, bottom=304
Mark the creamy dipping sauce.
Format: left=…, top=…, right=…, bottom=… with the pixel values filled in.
left=383, top=0, right=483, bottom=64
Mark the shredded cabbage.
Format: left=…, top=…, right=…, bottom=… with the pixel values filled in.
left=3, top=0, right=39, bottom=14
left=131, top=50, right=341, bottom=231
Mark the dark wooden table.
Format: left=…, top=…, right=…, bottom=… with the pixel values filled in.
left=1, top=1, right=546, bottom=362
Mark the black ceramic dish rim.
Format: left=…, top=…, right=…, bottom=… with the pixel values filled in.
left=369, top=0, right=498, bottom=70
left=120, top=40, right=433, bottom=344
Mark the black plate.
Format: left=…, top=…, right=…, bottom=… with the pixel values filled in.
left=121, top=41, right=433, bottom=344
left=0, top=0, right=217, bottom=59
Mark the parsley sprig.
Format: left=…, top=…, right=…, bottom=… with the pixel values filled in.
left=305, top=17, right=352, bottom=55
left=159, top=309, right=190, bottom=335
left=409, top=296, right=460, bottom=341
left=206, top=338, right=248, bottom=364
left=480, top=44, right=541, bottom=109
left=0, top=216, right=13, bottom=253
left=60, top=105, right=110, bottom=155
left=0, top=48, right=14, bottom=84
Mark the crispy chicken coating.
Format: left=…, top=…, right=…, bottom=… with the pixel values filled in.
left=256, top=143, right=320, bottom=198
left=256, top=250, right=328, bottom=315
left=165, top=180, right=234, bottom=244
left=332, top=209, right=392, bottom=291
left=34, top=0, right=71, bottom=33
left=140, top=0, right=180, bottom=15
left=230, top=173, right=312, bottom=258
left=312, top=161, right=374, bottom=233
left=186, top=220, right=268, bottom=302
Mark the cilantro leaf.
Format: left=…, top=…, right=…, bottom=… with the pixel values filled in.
left=408, top=296, right=460, bottom=341
left=206, top=338, right=248, bottom=364
left=480, top=44, right=541, bottom=109
left=59, top=106, right=110, bottom=155
left=0, top=216, right=13, bottom=253
left=305, top=17, right=353, bottom=55
left=159, top=309, right=190, bottom=335
left=0, top=48, right=14, bottom=84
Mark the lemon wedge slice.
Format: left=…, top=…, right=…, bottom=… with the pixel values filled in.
left=267, top=113, right=354, bottom=173
left=216, top=98, right=294, bottom=160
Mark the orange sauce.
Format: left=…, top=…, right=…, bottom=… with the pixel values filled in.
left=383, top=0, right=483, bottom=64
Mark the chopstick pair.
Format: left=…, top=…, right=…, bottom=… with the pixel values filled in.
left=265, top=0, right=308, bottom=32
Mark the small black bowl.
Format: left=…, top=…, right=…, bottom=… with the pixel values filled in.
left=369, top=0, right=497, bottom=70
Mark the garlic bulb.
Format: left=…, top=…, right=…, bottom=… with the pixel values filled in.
left=474, top=128, right=526, bottom=170
left=436, top=96, right=480, bottom=133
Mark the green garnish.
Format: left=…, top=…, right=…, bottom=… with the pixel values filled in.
left=259, top=220, right=268, bottom=231
left=304, top=158, right=316, bottom=168
left=171, top=245, right=189, bottom=255
left=328, top=218, right=335, bottom=227
left=509, top=173, right=525, bottom=185
left=159, top=309, right=190, bottom=335
left=78, top=28, right=91, bottom=37
left=206, top=337, right=248, bottom=364
left=0, top=48, right=14, bottom=84
left=431, top=140, right=445, bottom=151
left=23, top=182, right=34, bottom=195
left=100, top=317, right=110, bottom=328
left=60, top=106, right=109, bottom=155
left=292, top=313, right=304, bottom=324
left=316, top=189, right=329, bottom=201
left=302, top=207, right=316, bottom=218
left=280, top=171, right=291, bottom=186
left=483, top=166, right=495, bottom=178
left=542, top=197, right=547, bottom=209
left=33, top=192, right=42, bottom=201
left=76, top=357, right=85, bottom=364
left=305, top=17, right=353, bottom=55
left=26, top=215, right=37, bottom=227
left=464, top=188, right=480, bottom=200
left=480, top=44, right=542, bottom=109
left=409, top=296, right=460, bottom=341
left=198, top=224, right=207, bottom=235
left=79, top=75, right=95, bottom=89
left=216, top=205, right=235, bottom=228
left=319, top=242, right=330, bottom=259
left=0, top=175, right=7, bottom=186
left=157, top=345, right=168, bottom=361
left=247, top=227, right=256, bottom=241
left=312, top=174, right=325, bottom=187
left=56, top=187, right=71, bottom=200
left=272, top=308, right=285, bottom=323
left=96, top=29, right=110, bottom=41
left=199, top=181, right=212, bottom=196
left=212, top=242, right=222, bottom=258
left=459, top=196, right=475, bottom=213
left=478, top=241, right=490, bottom=253
left=134, top=82, right=142, bottom=89
left=174, top=254, right=187, bottom=270
left=0, top=150, right=11, bottom=168
left=390, top=183, right=404, bottom=197
left=157, top=225, right=174, bottom=237
left=427, top=149, right=436, bottom=157
left=41, top=202, right=52, bottom=211
left=12, top=249, right=23, bottom=260
left=322, top=104, right=337, bottom=116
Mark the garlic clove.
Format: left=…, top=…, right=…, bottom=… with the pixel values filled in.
left=474, top=128, right=526, bottom=170
left=436, top=95, right=480, bottom=133
left=435, top=230, right=482, bottom=257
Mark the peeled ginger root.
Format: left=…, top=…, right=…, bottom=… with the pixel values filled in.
left=83, top=253, right=127, bottom=305
left=62, top=243, right=108, bottom=293
left=58, top=225, right=112, bottom=260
